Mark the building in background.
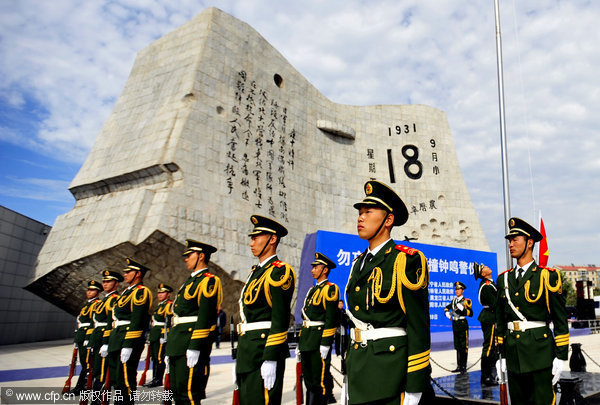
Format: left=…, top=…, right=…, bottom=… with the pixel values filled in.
left=0, top=205, right=73, bottom=344
left=556, top=265, right=600, bottom=289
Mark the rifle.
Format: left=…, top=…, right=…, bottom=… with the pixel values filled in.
left=138, top=343, right=151, bottom=386
left=80, top=348, right=94, bottom=405
left=497, top=342, right=508, bottom=405
left=231, top=316, right=239, bottom=405
left=62, top=346, right=78, bottom=394
left=162, top=318, right=172, bottom=405
left=296, top=353, right=303, bottom=405
left=100, top=365, right=109, bottom=405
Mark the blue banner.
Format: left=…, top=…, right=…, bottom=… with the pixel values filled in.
left=302, top=230, right=498, bottom=333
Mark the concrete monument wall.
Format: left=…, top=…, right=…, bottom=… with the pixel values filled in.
left=27, top=8, right=489, bottom=319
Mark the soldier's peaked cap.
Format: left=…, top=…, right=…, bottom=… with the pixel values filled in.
left=505, top=217, right=543, bottom=242
left=454, top=281, right=466, bottom=290
left=157, top=283, right=173, bottom=293
left=248, top=215, right=288, bottom=237
left=123, top=258, right=150, bottom=276
left=102, top=270, right=124, bottom=282
left=353, top=180, right=409, bottom=226
left=88, top=280, right=102, bottom=291
left=311, top=252, right=337, bottom=269
left=183, top=239, right=217, bottom=256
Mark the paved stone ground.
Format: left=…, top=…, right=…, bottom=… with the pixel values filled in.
left=1, top=332, right=599, bottom=404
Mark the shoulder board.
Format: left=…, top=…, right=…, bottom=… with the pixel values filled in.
left=546, top=267, right=556, bottom=272
left=485, top=280, right=491, bottom=285
left=499, top=268, right=511, bottom=276
left=204, top=272, right=215, bottom=278
left=168, top=300, right=173, bottom=304
left=136, top=285, right=145, bottom=289
left=272, top=260, right=285, bottom=268
left=395, top=244, right=418, bottom=256
left=327, top=282, right=333, bottom=286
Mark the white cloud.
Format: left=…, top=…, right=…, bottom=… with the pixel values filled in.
left=0, top=0, right=599, bottom=267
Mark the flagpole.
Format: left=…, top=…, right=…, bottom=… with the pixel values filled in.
left=494, top=0, right=512, bottom=269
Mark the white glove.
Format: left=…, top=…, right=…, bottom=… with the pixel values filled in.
left=552, top=358, right=564, bottom=385
left=232, top=363, right=237, bottom=385
left=457, top=303, right=464, bottom=311
left=120, top=347, right=132, bottom=363
left=445, top=311, right=452, bottom=320
left=100, top=344, right=108, bottom=358
left=83, top=340, right=89, bottom=347
left=186, top=349, right=200, bottom=368
left=164, top=356, right=169, bottom=371
left=260, top=360, right=277, bottom=390
left=496, top=358, right=507, bottom=377
left=160, top=337, right=166, bottom=344
left=404, top=392, right=422, bottom=405
left=320, top=345, right=330, bottom=359
left=295, top=346, right=301, bottom=362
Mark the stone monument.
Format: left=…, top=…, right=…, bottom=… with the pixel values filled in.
left=27, top=7, right=489, bottom=319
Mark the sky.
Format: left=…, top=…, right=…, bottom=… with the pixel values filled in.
left=1, top=0, right=599, bottom=270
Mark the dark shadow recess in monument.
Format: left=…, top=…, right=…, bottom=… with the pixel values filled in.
left=25, top=230, right=243, bottom=326
left=69, top=163, right=181, bottom=199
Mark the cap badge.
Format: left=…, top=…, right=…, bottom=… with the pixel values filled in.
left=251, top=216, right=258, bottom=225
left=509, top=219, right=515, bottom=227
left=365, top=183, right=373, bottom=195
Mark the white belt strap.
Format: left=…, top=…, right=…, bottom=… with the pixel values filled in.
left=172, top=315, right=197, bottom=326
left=94, top=322, right=108, bottom=327
left=77, top=322, right=91, bottom=328
left=303, top=320, right=325, bottom=327
left=507, top=321, right=546, bottom=332
left=346, top=309, right=369, bottom=331
left=114, top=320, right=130, bottom=327
left=503, top=272, right=527, bottom=322
left=350, top=327, right=406, bottom=343
left=453, top=316, right=466, bottom=320
left=237, top=321, right=272, bottom=334
left=152, top=320, right=166, bottom=327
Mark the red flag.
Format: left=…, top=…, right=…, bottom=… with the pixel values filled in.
left=538, top=215, right=549, bottom=267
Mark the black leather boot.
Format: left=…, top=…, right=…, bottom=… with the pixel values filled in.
left=451, top=351, right=461, bottom=372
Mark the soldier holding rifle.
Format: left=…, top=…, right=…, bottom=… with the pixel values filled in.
left=298, top=252, right=340, bottom=405
left=166, top=240, right=222, bottom=404
left=495, top=217, right=568, bottom=405
left=235, top=215, right=296, bottom=405
left=345, top=181, right=430, bottom=405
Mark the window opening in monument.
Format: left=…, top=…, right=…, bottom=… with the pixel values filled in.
left=387, top=149, right=396, bottom=183
left=273, top=74, right=283, bottom=88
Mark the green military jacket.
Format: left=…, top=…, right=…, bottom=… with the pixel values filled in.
left=298, top=280, right=340, bottom=351
left=149, top=299, right=173, bottom=343
left=75, top=298, right=100, bottom=344
left=345, top=240, right=430, bottom=399
left=107, top=283, right=152, bottom=352
left=89, top=291, right=118, bottom=348
left=236, top=257, right=296, bottom=374
left=477, top=278, right=497, bottom=325
left=495, top=262, right=569, bottom=373
left=166, top=269, right=222, bottom=356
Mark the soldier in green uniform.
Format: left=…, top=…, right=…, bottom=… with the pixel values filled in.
left=444, top=281, right=472, bottom=373
left=298, top=252, right=340, bottom=405
left=474, top=264, right=498, bottom=386
left=495, top=217, right=568, bottom=405
left=144, top=283, right=173, bottom=388
left=107, top=259, right=152, bottom=405
left=71, top=280, right=102, bottom=395
left=235, top=215, right=296, bottom=405
left=166, top=240, right=223, bottom=404
left=345, top=181, right=430, bottom=405
left=91, top=270, right=123, bottom=396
